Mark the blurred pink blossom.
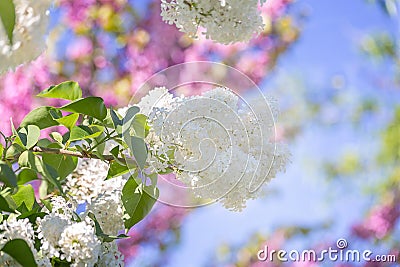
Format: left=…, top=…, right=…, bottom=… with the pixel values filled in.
left=66, top=37, right=93, bottom=60
left=352, top=202, right=400, bottom=239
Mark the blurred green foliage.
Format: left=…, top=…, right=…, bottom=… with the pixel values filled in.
left=380, top=107, right=400, bottom=164
left=367, top=0, right=398, bottom=16
left=361, top=33, right=397, bottom=61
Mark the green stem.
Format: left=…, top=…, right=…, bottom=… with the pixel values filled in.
left=31, top=146, right=121, bottom=162
left=87, top=129, right=117, bottom=153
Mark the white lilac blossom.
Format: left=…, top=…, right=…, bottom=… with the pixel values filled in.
left=118, top=87, right=181, bottom=173
left=45, top=195, right=77, bottom=217
left=0, top=217, right=53, bottom=266
left=102, top=175, right=127, bottom=193
left=58, top=221, right=102, bottom=266
left=160, top=0, right=266, bottom=44
left=133, top=87, right=182, bottom=173
left=64, top=159, right=109, bottom=204
left=86, top=190, right=125, bottom=235
left=63, top=157, right=127, bottom=234
left=0, top=0, right=52, bottom=73
left=36, top=194, right=126, bottom=266
left=0, top=217, right=35, bottom=248
left=0, top=217, right=35, bottom=264
left=98, top=242, right=124, bottom=267
left=36, top=213, right=71, bottom=259
left=64, top=157, right=128, bottom=205
left=137, top=86, right=290, bottom=211
left=136, top=86, right=175, bottom=115
left=0, top=85, right=287, bottom=265
left=34, top=255, right=52, bottom=267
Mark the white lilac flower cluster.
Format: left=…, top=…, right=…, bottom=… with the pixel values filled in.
left=0, top=196, right=124, bottom=267
left=160, top=0, right=268, bottom=44
left=64, top=159, right=110, bottom=204
left=0, top=0, right=52, bottom=74
left=0, top=216, right=51, bottom=267
left=0, top=85, right=288, bottom=264
left=136, top=86, right=290, bottom=211
left=63, top=159, right=126, bottom=235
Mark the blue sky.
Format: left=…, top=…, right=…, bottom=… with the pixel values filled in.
left=129, top=1, right=400, bottom=266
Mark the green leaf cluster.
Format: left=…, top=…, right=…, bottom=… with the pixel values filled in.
left=0, top=81, right=161, bottom=265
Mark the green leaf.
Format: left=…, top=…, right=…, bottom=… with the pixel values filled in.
left=42, top=152, right=77, bottom=180
left=37, top=138, right=52, bottom=148
left=110, top=146, right=120, bottom=158
left=12, top=184, right=35, bottom=211
left=69, top=125, right=103, bottom=142
left=0, top=194, right=15, bottom=212
left=122, top=177, right=159, bottom=230
left=37, top=81, right=83, bottom=101
left=110, top=108, right=123, bottom=134
left=39, top=180, right=49, bottom=200
left=16, top=202, right=29, bottom=214
left=1, top=239, right=37, bottom=267
left=87, top=212, right=106, bottom=236
left=20, top=107, right=61, bottom=129
left=107, top=161, right=130, bottom=179
left=40, top=198, right=52, bottom=212
left=16, top=128, right=28, bottom=148
left=0, top=143, right=4, bottom=158
left=5, top=143, right=23, bottom=160
left=17, top=152, right=63, bottom=192
left=93, top=132, right=106, bottom=155
left=17, top=168, right=37, bottom=185
left=50, top=132, right=64, bottom=144
left=124, top=106, right=140, bottom=123
left=0, top=0, right=16, bottom=45
left=11, top=120, right=25, bottom=148
left=110, top=108, right=122, bottom=127
left=122, top=107, right=140, bottom=135
left=127, top=136, right=147, bottom=169
left=55, top=113, right=79, bottom=130
left=26, top=125, right=40, bottom=149
left=147, top=173, right=158, bottom=187
left=87, top=212, right=129, bottom=241
left=102, top=111, right=115, bottom=129
left=62, top=132, right=70, bottom=144
left=92, top=150, right=105, bottom=161
left=18, top=151, right=34, bottom=168
left=41, top=163, right=63, bottom=193
left=0, top=161, right=17, bottom=188
left=131, top=114, right=149, bottom=138
left=60, top=97, right=107, bottom=121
